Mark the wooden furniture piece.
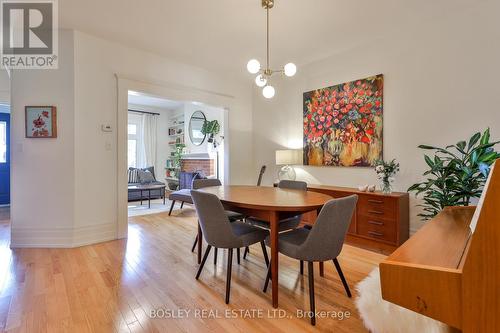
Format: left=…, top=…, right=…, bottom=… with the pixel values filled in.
left=198, top=185, right=332, bottom=308
left=127, top=184, right=166, bottom=208
left=301, top=185, right=409, bottom=254
left=379, top=160, right=500, bottom=332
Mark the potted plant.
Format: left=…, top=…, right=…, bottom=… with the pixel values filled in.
left=201, top=120, right=220, bottom=145
left=172, top=143, right=186, bottom=178
left=408, top=128, right=500, bottom=220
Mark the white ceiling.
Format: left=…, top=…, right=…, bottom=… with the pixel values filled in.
left=128, top=91, right=183, bottom=110
left=60, top=0, right=479, bottom=77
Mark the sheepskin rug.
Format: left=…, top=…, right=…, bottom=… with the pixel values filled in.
left=355, top=268, right=451, bottom=333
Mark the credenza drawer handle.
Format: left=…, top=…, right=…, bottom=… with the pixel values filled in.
left=368, top=231, right=384, bottom=237
left=368, top=220, right=384, bottom=226
left=368, top=210, right=384, bottom=215
left=368, top=199, right=383, bottom=204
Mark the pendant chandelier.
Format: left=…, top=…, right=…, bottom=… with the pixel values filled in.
left=247, top=0, right=296, bottom=99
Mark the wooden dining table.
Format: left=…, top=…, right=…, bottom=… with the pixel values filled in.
left=198, top=185, right=333, bottom=308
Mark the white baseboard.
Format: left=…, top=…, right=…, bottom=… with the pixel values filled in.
left=11, top=222, right=117, bottom=248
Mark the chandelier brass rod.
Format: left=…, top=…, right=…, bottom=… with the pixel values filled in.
left=266, top=6, right=269, bottom=72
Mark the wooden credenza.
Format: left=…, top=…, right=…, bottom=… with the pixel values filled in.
left=302, top=185, right=409, bottom=254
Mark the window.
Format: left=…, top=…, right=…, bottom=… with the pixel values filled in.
left=128, top=114, right=143, bottom=168
left=0, top=121, right=6, bottom=163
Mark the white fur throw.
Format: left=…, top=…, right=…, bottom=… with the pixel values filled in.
left=355, top=268, right=450, bottom=333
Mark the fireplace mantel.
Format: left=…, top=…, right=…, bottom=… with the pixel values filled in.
left=181, top=153, right=211, bottom=160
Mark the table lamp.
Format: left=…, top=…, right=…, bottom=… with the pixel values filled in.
left=275, top=149, right=303, bottom=181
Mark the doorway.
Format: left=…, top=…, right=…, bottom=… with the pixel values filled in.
left=0, top=110, right=10, bottom=206
left=126, top=90, right=227, bottom=218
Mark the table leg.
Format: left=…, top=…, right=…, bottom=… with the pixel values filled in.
left=163, top=188, right=166, bottom=205
left=148, top=190, right=151, bottom=208
left=197, top=221, right=203, bottom=264
left=140, top=190, right=143, bottom=205
left=270, top=211, right=279, bottom=308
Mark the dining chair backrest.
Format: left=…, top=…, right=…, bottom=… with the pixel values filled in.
left=299, top=195, right=358, bottom=261
left=192, top=178, right=222, bottom=190
left=278, top=180, right=307, bottom=191
left=257, top=165, right=266, bottom=186
left=191, top=190, right=240, bottom=248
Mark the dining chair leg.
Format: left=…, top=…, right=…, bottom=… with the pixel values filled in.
left=226, top=249, right=233, bottom=304
left=237, top=248, right=241, bottom=265
left=308, top=261, right=316, bottom=326
left=243, top=246, right=249, bottom=259
left=260, top=241, right=269, bottom=267
left=214, top=247, right=218, bottom=265
left=333, top=258, right=352, bottom=298
left=168, top=200, right=175, bottom=216
left=191, top=236, right=198, bottom=252
left=195, top=245, right=212, bottom=280
left=300, top=260, right=304, bottom=275
left=180, top=201, right=184, bottom=209
left=263, top=260, right=271, bottom=292
left=197, top=222, right=203, bottom=264
left=319, top=262, right=324, bottom=277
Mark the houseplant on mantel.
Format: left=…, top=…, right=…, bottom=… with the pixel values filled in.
left=408, top=128, right=500, bottom=220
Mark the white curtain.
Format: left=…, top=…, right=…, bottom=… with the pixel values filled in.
left=140, top=113, right=157, bottom=168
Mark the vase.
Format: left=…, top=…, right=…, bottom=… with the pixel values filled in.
left=381, top=180, right=393, bottom=194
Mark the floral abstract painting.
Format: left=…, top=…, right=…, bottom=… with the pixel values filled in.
left=25, top=106, right=57, bottom=138
left=303, top=74, right=383, bottom=167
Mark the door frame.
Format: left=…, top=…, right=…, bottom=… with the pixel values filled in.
left=115, top=74, right=233, bottom=239
left=0, top=112, right=10, bottom=206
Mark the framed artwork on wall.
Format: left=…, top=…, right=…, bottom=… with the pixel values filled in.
left=303, top=74, right=383, bottom=167
left=25, top=106, right=57, bottom=138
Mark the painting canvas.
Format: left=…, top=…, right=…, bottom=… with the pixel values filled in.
left=25, top=106, right=57, bottom=138
left=303, top=74, right=383, bottom=167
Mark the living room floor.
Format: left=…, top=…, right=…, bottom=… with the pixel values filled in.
left=0, top=206, right=385, bottom=332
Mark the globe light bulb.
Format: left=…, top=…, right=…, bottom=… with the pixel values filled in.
left=262, top=85, right=275, bottom=99
left=247, top=59, right=261, bottom=74
left=255, top=74, right=267, bottom=87
left=284, top=63, right=297, bottom=77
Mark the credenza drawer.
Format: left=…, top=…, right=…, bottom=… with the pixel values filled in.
left=357, top=215, right=397, bottom=243
left=357, top=195, right=397, bottom=219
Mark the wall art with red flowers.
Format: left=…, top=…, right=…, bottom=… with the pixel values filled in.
left=303, top=74, right=383, bottom=167
left=25, top=106, right=57, bottom=138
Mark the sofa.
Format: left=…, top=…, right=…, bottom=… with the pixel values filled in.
left=128, top=166, right=166, bottom=202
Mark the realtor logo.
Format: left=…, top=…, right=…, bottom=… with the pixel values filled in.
left=1, top=0, right=58, bottom=69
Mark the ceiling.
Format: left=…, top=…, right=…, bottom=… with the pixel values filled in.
left=60, top=0, right=479, bottom=78
left=128, top=91, right=183, bottom=110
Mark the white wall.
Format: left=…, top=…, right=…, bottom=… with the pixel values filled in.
left=252, top=1, right=500, bottom=233
left=10, top=30, right=76, bottom=246
left=74, top=30, right=253, bottom=241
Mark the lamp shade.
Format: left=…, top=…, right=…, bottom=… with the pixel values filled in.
left=275, top=149, right=303, bottom=166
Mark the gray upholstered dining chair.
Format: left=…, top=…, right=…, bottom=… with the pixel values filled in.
left=191, top=190, right=270, bottom=304
left=263, top=195, right=358, bottom=326
left=191, top=178, right=248, bottom=265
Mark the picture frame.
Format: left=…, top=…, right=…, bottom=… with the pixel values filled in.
left=25, top=106, right=57, bottom=138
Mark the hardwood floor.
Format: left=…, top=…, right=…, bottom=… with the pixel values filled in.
left=0, top=206, right=385, bottom=332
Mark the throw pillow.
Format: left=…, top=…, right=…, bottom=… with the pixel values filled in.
left=138, top=170, right=155, bottom=184
left=128, top=168, right=139, bottom=183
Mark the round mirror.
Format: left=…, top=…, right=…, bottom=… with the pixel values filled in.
left=188, top=111, right=206, bottom=146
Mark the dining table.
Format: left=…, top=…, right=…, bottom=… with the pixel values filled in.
left=198, top=185, right=333, bottom=308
